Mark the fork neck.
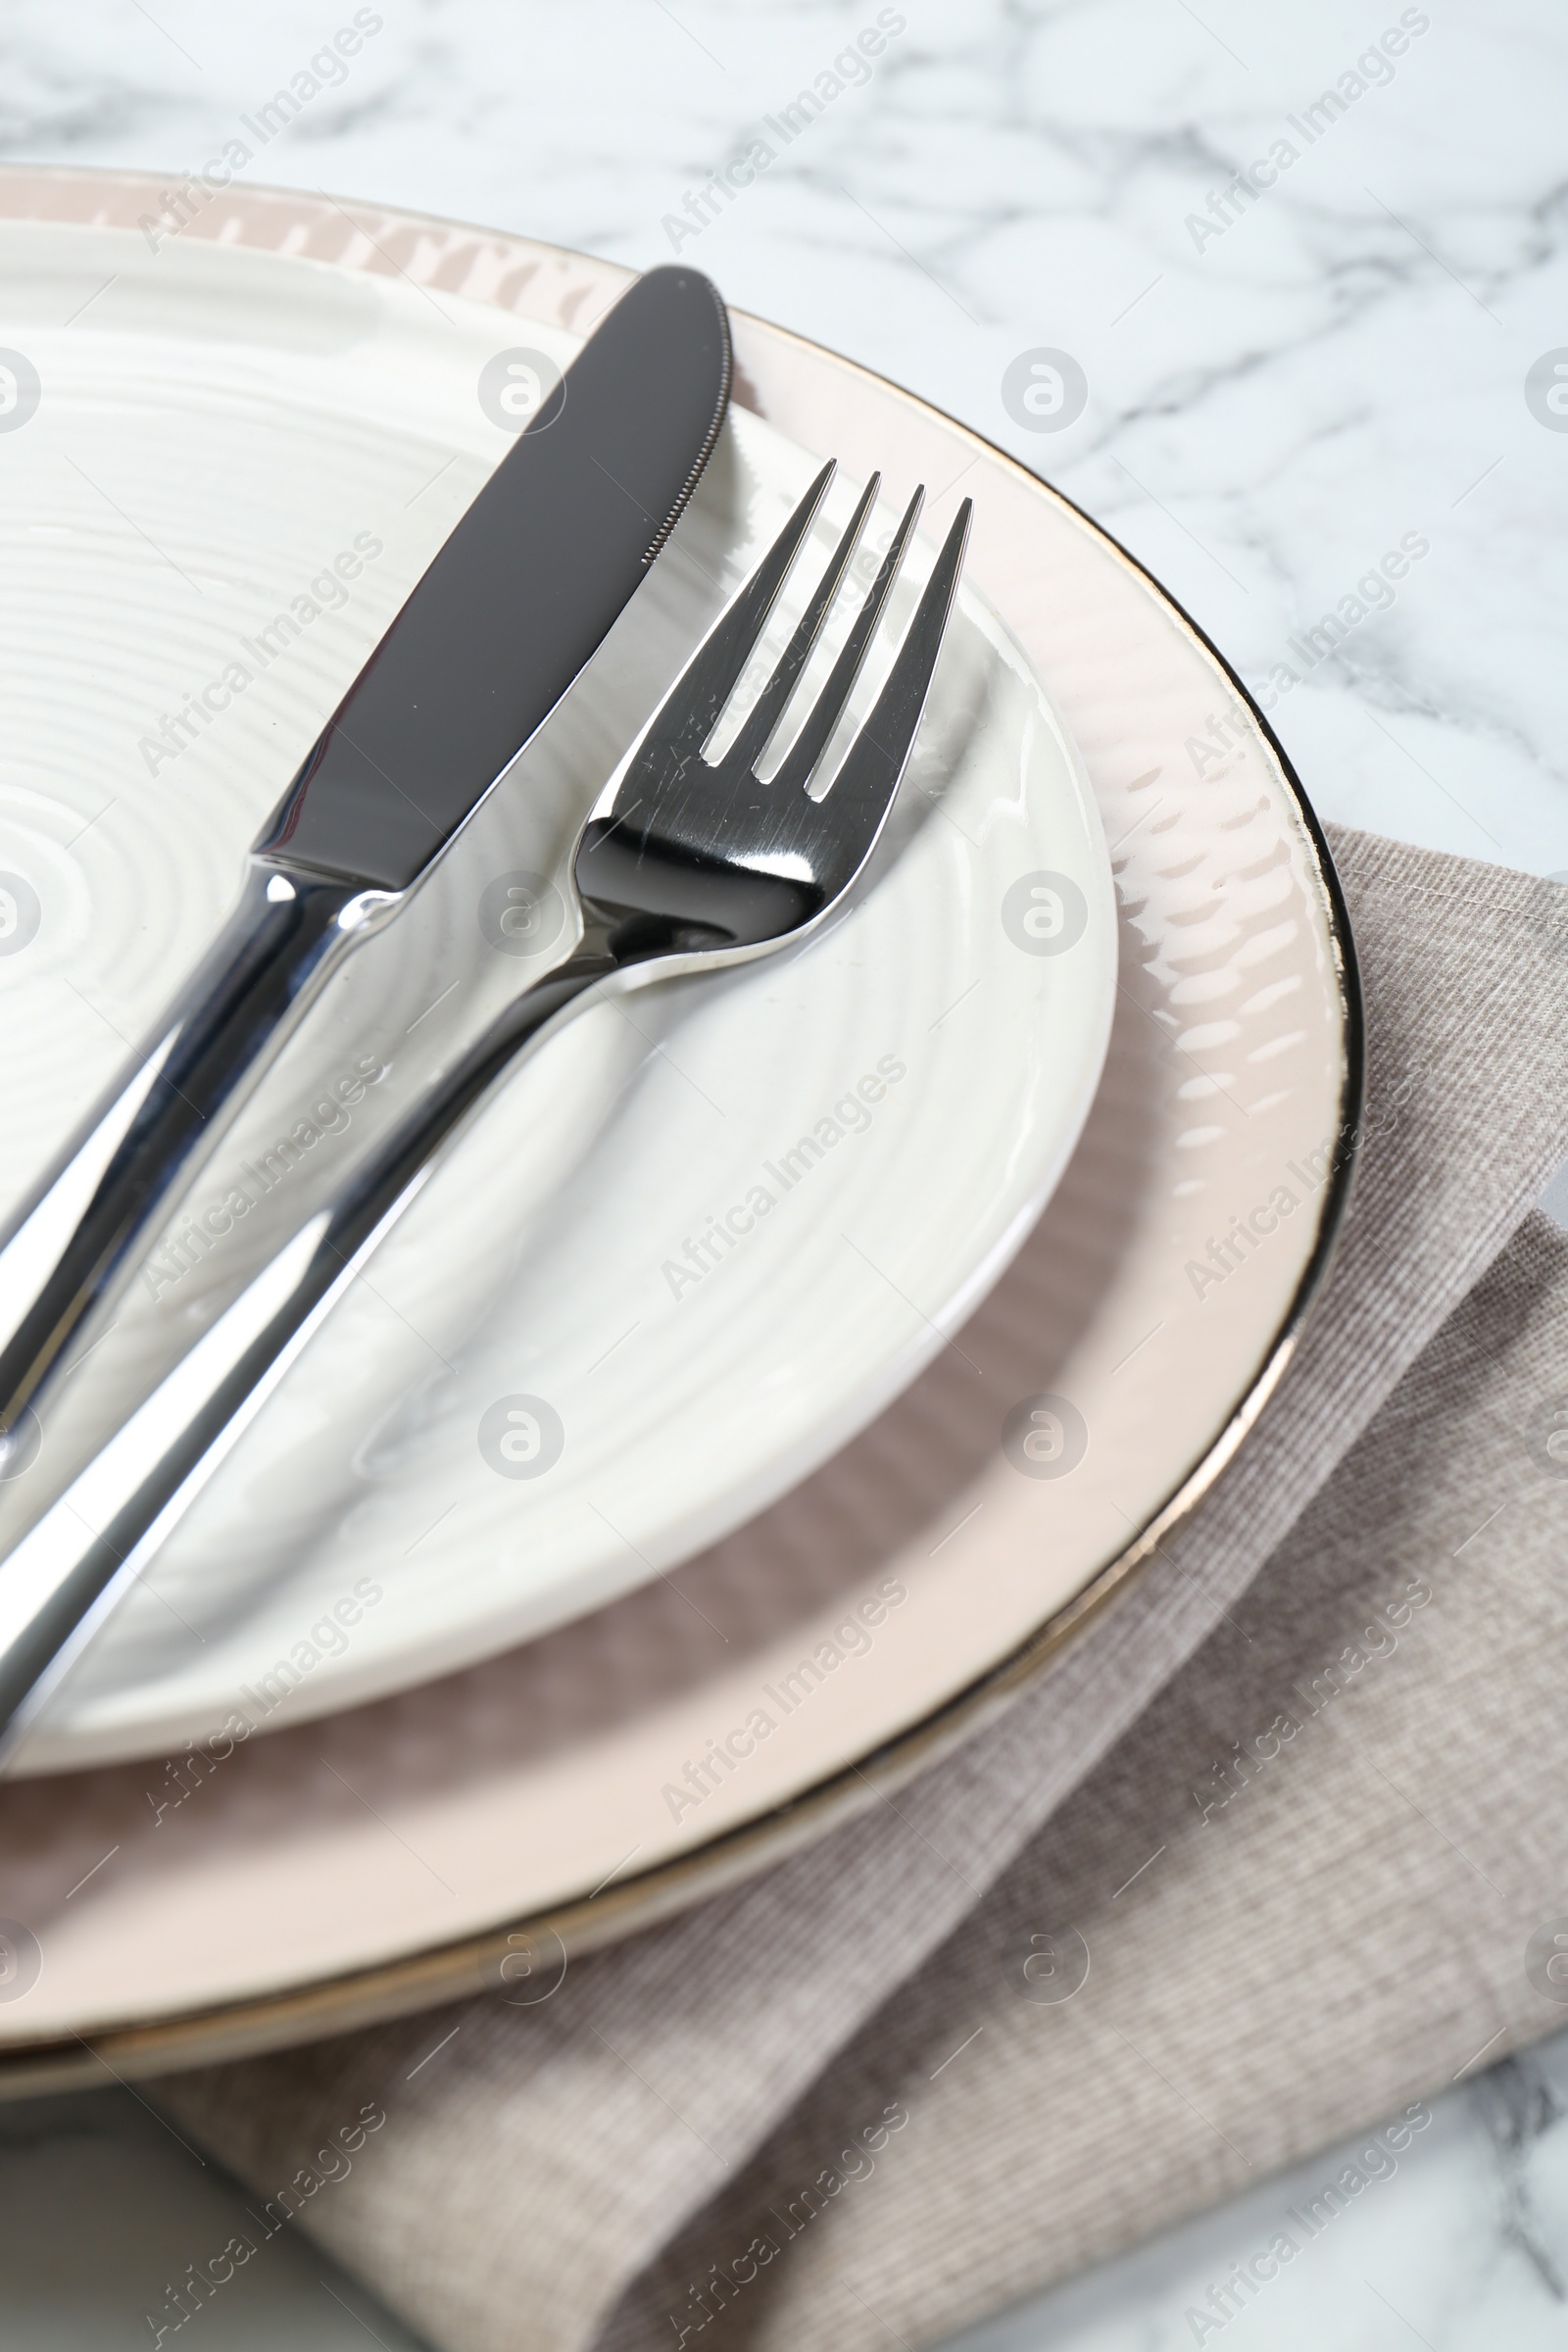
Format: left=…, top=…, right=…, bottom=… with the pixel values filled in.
left=574, top=814, right=818, bottom=957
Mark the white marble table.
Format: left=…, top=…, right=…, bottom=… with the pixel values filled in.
left=3, top=0, right=1567, bottom=2343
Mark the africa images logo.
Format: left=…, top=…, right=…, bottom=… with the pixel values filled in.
left=661, top=11, right=906, bottom=252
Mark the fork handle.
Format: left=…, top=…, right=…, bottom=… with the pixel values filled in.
left=0, top=863, right=387, bottom=1494
left=0, top=937, right=614, bottom=1750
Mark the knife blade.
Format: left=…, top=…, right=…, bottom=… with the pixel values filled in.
left=257, top=266, right=730, bottom=890
left=0, top=264, right=731, bottom=1525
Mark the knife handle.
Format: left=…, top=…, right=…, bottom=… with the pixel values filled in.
left=0, top=862, right=392, bottom=1490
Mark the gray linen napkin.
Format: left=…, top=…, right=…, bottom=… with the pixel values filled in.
left=158, top=828, right=1568, bottom=2352
left=605, top=1204, right=1568, bottom=2350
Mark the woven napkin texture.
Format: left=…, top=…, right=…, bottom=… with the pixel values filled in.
left=158, top=829, right=1568, bottom=2352
left=602, top=1205, right=1568, bottom=2349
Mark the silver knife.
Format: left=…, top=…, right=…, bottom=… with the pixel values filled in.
left=0, top=265, right=730, bottom=1534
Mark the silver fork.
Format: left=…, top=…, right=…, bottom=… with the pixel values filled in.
left=0, top=462, right=971, bottom=1750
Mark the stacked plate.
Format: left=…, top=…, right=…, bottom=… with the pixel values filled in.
left=0, top=167, right=1355, bottom=2084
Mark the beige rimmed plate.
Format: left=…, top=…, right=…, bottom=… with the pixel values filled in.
left=0, top=169, right=1356, bottom=2088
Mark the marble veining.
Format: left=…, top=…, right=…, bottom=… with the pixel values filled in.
left=1, top=2, right=1565, bottom=884
left=956, top=2030, right=1568, bottom=2350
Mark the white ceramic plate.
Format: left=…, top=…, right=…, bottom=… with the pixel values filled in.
left=0, top=211, right=1115, bottom=1772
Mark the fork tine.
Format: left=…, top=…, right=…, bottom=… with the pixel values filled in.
left=809, top=496, right=973, bottom=874
left=768, top=482, right=924, bottom=798
left=720, top=471, right=881, bottom=776
left=655, top=462, right=836, bottom=754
